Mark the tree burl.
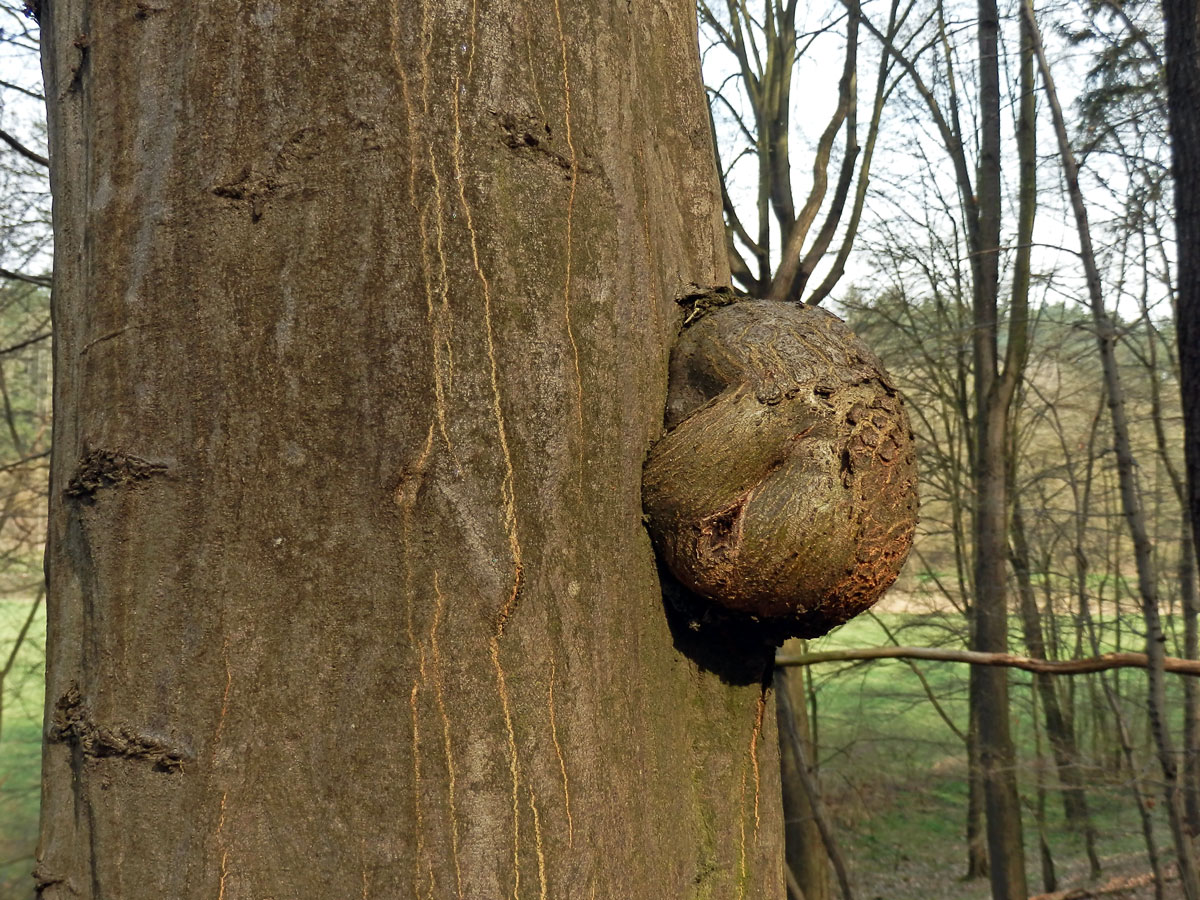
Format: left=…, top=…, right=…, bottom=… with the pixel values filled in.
left=643, top=299, right=919, bottom=638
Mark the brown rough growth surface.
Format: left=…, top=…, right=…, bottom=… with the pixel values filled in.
left=643, top=300, right=918, bottom=637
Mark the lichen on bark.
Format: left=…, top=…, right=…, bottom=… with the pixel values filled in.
left=643, top=299, right=918, bottom=638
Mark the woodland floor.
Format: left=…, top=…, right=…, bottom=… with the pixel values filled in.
left=852, top=851, right=1188, bottom=900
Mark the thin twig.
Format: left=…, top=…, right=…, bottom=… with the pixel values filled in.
left=0, top=127, right=47, bottom=168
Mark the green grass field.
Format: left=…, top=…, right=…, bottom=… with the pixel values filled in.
left=806, top=613, right=1182, bottom=898
left=0, top=597, right=44, bottom=900
left=0, top=603, right=1184, bottom=899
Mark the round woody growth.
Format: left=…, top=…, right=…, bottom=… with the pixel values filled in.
left=643, top=300, right=918, bottom=638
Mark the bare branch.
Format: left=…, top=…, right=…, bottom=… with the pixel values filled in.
left=0, top=78, right=43, bottom=101
left=767, top=0, right=859, bottom=301
left=0, top=330, right=49, bottom=356
left=861, top=12, right=979, bottom=240
left=0, top=448, right=49, bottom=474
left=0, top=267, right=50, bottom=288
left=0, top=127, right=47, bottom=168
left=776, top=645, right=1200, bottom=676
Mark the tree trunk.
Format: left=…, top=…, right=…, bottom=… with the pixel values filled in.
left=1030, top=685, right=1058, bottom=894
left=1165, top=0, right=1200, bottom=842
left=35, top=3, right=784, bottom=898
left=966, top=708, right=989, bottom=879
left=1165, top=0, right=1200, bottom=662
left=970, top=0, right=1028, bottom=895
left=776, top=670, right=854, bottom=900
left=1012, top=504, right=1102, bottom=878
left=777, top=654, right=831, bottom=900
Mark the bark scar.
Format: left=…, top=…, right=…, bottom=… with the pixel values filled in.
left=494, top=113, right=574, bottom=176
left=65, top=448, right=168, bottom=500
left=48, top=684, right=189, bottom=772
left=32, top=866, right=70, bottom=897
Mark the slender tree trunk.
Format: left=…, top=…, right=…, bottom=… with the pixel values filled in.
left=1012, top=505, right=1102, bottom=878
left=776, top=671, right=854, bottom=900
left=1082, top=564, right=1166, bottom=898
left=35, top=3, right=784, bottom=898
left=778, top=648, right=831, bottom=900
left=966, top=715, right=990, bottom=879
left=970, top=0, right=1027, bottom=895
left=1030, top=686, right=1058, bottom=894
left=1165, top=0, right=1200, bottom=841
left=1076, top=529, right=1165, bottom=897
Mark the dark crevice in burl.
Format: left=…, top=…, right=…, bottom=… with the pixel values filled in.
left=658, top=559, right=779, bottom=686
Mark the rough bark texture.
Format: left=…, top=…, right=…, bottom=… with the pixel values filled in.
left=36, top=3, right=784, bottom=899
left=643, top=300, right=917, bottom=637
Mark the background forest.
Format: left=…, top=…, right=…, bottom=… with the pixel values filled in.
left=0, top=0, right=1192, bottom=898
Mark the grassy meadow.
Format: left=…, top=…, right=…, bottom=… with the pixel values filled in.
left=0, top=597, right=44, bottom=900
left=799, top=611, right=1182, bottom=898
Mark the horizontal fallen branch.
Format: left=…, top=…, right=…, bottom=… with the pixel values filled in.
left=1029, top=863, right=1176, bottom=899
left=775, top=645, right=1200, bottom=676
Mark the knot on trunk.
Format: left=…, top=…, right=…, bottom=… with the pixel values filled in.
left=642, top=300, right=918, bottom=638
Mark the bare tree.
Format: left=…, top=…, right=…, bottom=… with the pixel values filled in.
left=699, top=0, right=899, bottom=302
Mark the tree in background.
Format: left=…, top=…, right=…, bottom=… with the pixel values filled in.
left=699, top=0, right=899, bottom=303
left=1024, top=2, right=1199, bottom=892
left=1165, top=0, right=1200, bottom=788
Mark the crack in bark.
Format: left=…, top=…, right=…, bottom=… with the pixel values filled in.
left=550, top=4, right=585, bottom=456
